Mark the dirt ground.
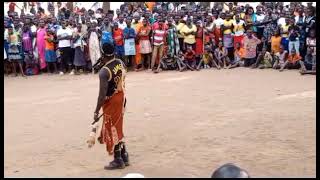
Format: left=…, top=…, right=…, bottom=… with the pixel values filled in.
left=4, top=68, right=316, bottom=178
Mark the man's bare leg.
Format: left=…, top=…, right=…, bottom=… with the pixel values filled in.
left=225, top=57, right=231, bottom=69
left=18, top=62, right=26, bottom=77
left=177, top=58, right=187, bottom=72
left=177, top=58, right=184, bottom=71
left=11, top=62, right=17, bottom=76
left=54, top=62, right=58, bottom=73
left=228, top=62, right=239, bottom=69
left=196, top=59, right=203, bottom=70
left=298, top=60, right=307, bottom=73
left=273, top=59, right=279, bottom=69
left=279, top=61, right=289, bottom=72
left=211, top=55, right=221, bottom=69
left=185, top=61, right=195, bottom=71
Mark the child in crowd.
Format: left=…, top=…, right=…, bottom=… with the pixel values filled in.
left=45, top=29, right=58, bottom=74
left=176, top=50, right=187, bottom=72
left=184, top=46, right=196, bottom=71
left=305, top=28, right=316, bottom=65
left=24, top=51, right=39, bottom=76
left=252, top=46, right=273, bottom=69
left=287, top=17, right=300, bottom=55
left=73, top=24, right=87, bottom=74
left=280, top=17, right=290, bottom=51
left=280, top=48, right=304, bottom=72
left=270, top=29, right=282, bottom=55
left=197, top=45, right=220, bottom=70
left=214, top=41, right=230, bottom=69
left=7, top=25, right=25, bottom=76
left=228, top=42, right=245, bottom=69
left=273, top=45, right=288, bottom=69
left=300, top=48, right=316, bottom=75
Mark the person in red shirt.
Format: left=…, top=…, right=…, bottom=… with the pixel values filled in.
left=113, top=23, right=125, bottom=61
left=184, top=46, right=196, bottom=71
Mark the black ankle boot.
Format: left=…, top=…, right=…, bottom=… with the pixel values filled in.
left=104, top=144, right=125, bottom=170
left=121, top=143, right=130, bottom=166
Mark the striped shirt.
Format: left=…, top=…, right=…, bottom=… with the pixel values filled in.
left=153, top=29, right=166, bottom=46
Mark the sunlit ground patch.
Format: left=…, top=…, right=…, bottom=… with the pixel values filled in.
left=161, top=76, right=191, bottom=82
left=274, top=91, right=316, bottom=100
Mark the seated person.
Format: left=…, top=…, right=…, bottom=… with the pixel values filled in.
left=184, top=46, right=196, bottom=71
left=279, top=48, right=304, bottom=72
left=24, top=51, right=39, bottom=76
left=157, top=55, right=178, bottom=71
left=228, top=42, right=245, bottom=69
left=300, top=47, right=316, bottom=75
left=251, top=46, right=273, bottom=69
left=176, top=50, right=187, bottom=72
left=197, top=45, right=221, bottom=70
left=214, top=41, right=230, bottom=68
left=272, top=45, right=288, bottom=69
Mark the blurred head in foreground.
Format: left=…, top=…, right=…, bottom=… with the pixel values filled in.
left=122, top=173, right=145, bottom=178
left=211, top=163, right=250, bottom=178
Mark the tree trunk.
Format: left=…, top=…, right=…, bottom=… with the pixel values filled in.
left=199, top=2, right=210, bottom=8
left=102, top=2, right=110, bottom=13
left=66, top=2, right=73, bottom=11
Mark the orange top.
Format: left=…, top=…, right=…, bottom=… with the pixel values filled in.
left=271, top=36, right=282, bottom=54
left=287, top=54, right=302, bottom=63
left=113, top=28, right=124, bottom=46
left=45, top=34, right=55, bottom=50
left=145, top=2, right=156, bottom=12
left=235, top=47, right=245, bottom=58
left=138, top=25, right=151, bottom=40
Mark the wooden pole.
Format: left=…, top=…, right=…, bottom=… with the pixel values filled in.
left=66, top=2, right=73, bottom=11
left=102, top=2, right=110, bottom=13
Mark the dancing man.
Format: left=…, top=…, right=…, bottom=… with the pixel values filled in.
left=87, top=42, right=129, bottom=170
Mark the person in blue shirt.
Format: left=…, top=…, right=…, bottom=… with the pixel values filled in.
left=123, top=18, right=136, bottom=69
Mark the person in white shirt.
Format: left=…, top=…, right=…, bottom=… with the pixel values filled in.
left=117, top=14, right=127, bottom=30
left=277, top=12, right=286, bottom=27
left=56, top=20, right=74, bottom=75
left=255, top=8, right=266, bottom=39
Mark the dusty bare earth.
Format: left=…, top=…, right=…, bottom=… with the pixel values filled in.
left=4, top=68, right=316, bottom=178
